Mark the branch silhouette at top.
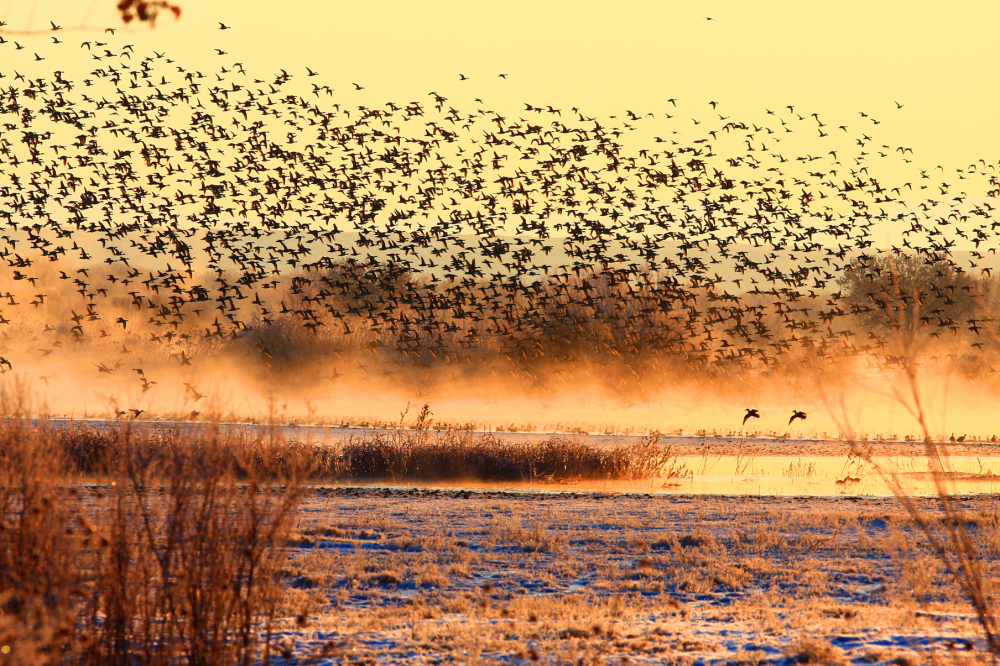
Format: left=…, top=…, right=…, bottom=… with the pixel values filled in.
left=0, top=0, right=180, bottom=35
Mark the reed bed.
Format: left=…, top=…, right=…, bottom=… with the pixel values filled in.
left=49, top=418, right=687, bottom=485
left=333, top=430, right=685, bottom=483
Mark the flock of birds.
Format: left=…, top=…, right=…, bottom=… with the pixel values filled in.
left=0, top=22, right=997, bottom=420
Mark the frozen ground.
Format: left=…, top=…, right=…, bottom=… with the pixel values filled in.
left=268, top=487, right=997, bottom=665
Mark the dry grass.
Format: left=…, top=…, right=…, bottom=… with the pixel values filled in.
left=0, top=388, right=308, bottom=666
left=49, top=405, right=687, bottom=485
left=784, top=637, right=848, bottom=665
left=270, top=487, right=989, bottom=664
left=842, top=361, right=1000, bottom=659
left=0, top=397, right=685, bottom=663
left=335, top=428, right=684, bottom=483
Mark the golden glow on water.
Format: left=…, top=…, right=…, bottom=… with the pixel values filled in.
left=670, top=455, right=1000, bottom=497
left=360, top=456, right=1000, bottom=498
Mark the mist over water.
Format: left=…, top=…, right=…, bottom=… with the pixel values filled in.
left=17, top=345, right=1000, bottom=443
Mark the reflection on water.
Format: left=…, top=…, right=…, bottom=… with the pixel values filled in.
left=345, top=456, right=1000, bottom=498
left=662, top=455, right=1000, bottom=497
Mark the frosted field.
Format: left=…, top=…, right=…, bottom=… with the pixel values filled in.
left=53, top=422, right=1000, bottom=663
left=267, top=487, right=996, bottom=665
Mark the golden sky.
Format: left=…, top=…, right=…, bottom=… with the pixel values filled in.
left=0, top=0, right=997, bottom=172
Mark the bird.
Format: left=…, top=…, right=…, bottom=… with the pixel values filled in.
left=743, top=408, right=760, bottom=425
left=219, top=22, right=231, bottom=29
left=789, top=411, right=807, bottom=425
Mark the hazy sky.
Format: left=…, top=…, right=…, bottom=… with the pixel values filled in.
left=0, top=0, right=997, bottom=173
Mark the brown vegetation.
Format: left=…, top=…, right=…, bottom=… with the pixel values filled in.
left=274, top=487, right=993, bottom=664
left=49, top=405, right=687, bottom=485
left=0, top=389, right=306, bottom=665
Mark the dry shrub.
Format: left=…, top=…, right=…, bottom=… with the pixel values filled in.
left=0, top=413, right=84, bottom=664
left=829, top=274, right=1000, bottom=661
left=846, top=363, right=1000, bottom=657
left=0, top=388, right=308, bottom=665
left=784, top=637, right=847, bottom=666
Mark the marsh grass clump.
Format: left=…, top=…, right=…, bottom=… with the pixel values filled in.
left=45, top=407, right=686, bottom=485
left=336, top=429, right=685, bottom=483
left=0, top=390, right=308, bottom=666
left=330, top=407, right=686, bottom=483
